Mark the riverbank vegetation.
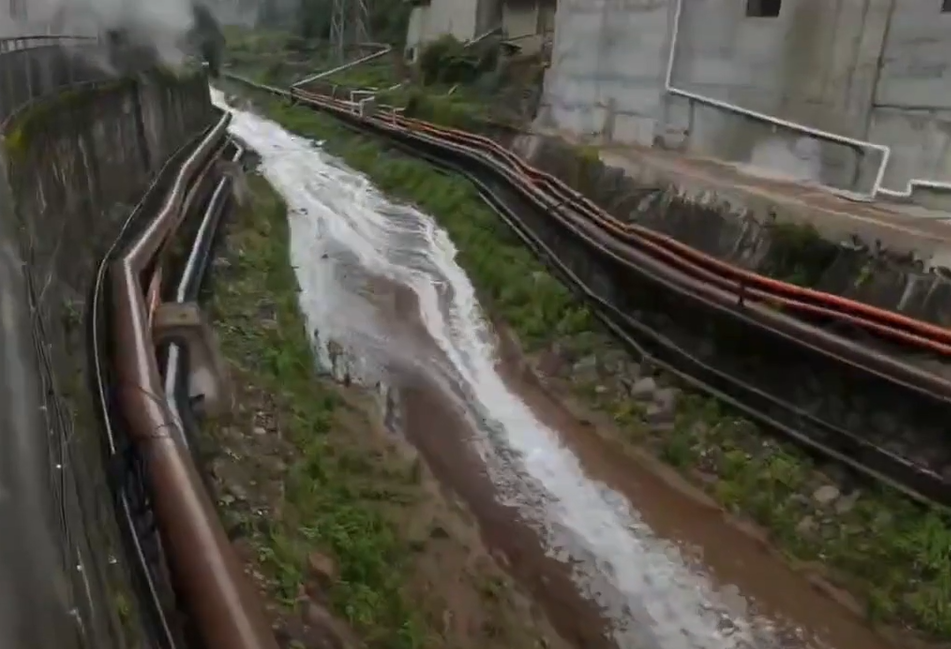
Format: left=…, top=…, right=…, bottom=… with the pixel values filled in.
left=203, top=169, right=564, bottom=648
left=219, top=86, right=951, bottom=643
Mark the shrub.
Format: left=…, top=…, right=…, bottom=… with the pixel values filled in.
left=417, top=35, right=499, bottom=86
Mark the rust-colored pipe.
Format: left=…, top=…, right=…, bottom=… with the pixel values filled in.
left=288, top=88, right=951, bottom=399
left=110, top=113, right=278, bottom=649
left=293, top=87, right=951, bottom=358
left=146, top=138, right=226, bottom=327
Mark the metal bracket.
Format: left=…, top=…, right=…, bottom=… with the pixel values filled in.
left=153, top=302, right=232, bottom=418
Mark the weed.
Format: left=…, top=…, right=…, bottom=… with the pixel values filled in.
left=206, top=173, right=428, bottom=647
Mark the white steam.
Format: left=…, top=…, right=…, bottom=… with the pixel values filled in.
left=0, top=0, right=204, bottom=67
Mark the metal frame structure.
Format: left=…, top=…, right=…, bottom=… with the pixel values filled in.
left=329, top=0, right=371, bottom=61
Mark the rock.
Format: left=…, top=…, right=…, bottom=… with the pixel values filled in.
left=644, top=387, right=679, bottom=424
left=599, top=349, right=629, bottom=375
left=629, top=376, right=658, bottom=400
left=253, top=425, right=267, bottom=436
left=812, top=484, right=840, bottom=506
left=645, top=401, right=675, bottom=425
left=570, top=355, right=599, bottom=384
left=307, top=551, right=338, bottom=590
left=228, top=483, right=248, bottom=501
left=796, top=516, right=816, bottom=535
left=835, top=490, right=861, bottom=514
left=653, top=387, right=680, bottom=411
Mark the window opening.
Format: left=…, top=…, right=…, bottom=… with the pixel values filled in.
left=746, top=0, right=781, bottom=17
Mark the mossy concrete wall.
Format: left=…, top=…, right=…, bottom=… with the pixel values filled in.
left=497, top=133, right=950, bottom=485
left=0, top=68, right=216, bottom=647
left=512, top=134, right=951, bottom=331
left=0, top=42, right=114, bottom=121
left=5, top=71, right=215, bottom=314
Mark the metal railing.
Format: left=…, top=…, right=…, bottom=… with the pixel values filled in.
left=665, top=0, right=947, bottom=202
left=0, top=34, right=97, bottom=53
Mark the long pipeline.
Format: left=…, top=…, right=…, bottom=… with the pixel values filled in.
left=110, top=111, right=278, bottom=649
left=164, top=144, right=244, bottom=443
left=288, top=87, right=951, bottom=399
left=301, top=88, right=951, bottom=357
left=221, top=73, right=951, bottom=505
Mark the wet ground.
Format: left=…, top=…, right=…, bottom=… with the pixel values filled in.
left=213, top=89, right=899, bottom=649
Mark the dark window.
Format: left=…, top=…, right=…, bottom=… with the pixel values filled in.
left=944, top=0, right=951, bottom=12
left=746, top=0, right=782, bottom=17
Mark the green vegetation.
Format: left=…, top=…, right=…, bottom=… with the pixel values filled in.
left=253, top=0, right=411, bottom=45
left=227, top=90, right=951, bottom=641
left=224, top=29, right=543, bottom=132
left=749, top=221, right=839, bottom=288
left=206, top=171, right=560, bottom=648
left=207, top=173, right=428, bottom=647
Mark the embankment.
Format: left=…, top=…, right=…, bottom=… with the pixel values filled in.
left=226, top=84, right=951, bottom=645
left=514, top=135, right=951, bottom=328
left=0, top=64, right=216, bottom=646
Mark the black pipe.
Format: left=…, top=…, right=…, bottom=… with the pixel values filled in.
left=163, top=143, right=243, bottom=452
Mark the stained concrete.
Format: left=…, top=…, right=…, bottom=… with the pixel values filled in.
left=539, top=0, right=951, bottom=203
left=0, top=59, right=216, bottom=647
left=513, top=132, right=951, bottom=332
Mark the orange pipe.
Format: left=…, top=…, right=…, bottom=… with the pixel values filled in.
left=295, top=88, right=951, bottom=355
left=389, top=106, right=951, bottom=347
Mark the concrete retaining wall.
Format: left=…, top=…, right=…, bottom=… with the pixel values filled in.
left=502, top=132, right=949, bottom=479
left=0, top=67, right=215, bottom=647
left=513, top=133, right=951, bottom=332
left=5, top=71, right=214, bottom=296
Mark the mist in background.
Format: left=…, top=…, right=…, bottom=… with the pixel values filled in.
left=0, top=0, right=255, bottom=66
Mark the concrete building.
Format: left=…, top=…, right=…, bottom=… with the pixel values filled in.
left=539, top=0, right=951, bottom=204
left=405, top=0, right=555, bottom=57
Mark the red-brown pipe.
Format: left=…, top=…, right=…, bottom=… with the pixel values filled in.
left=110, top=113, right=279, bottom=649
left=293, top=87, right=951, bottom=357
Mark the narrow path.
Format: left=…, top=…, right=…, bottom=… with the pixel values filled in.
left=213, top=90, right=897, bottom=649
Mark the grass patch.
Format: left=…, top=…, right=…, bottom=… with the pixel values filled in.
left=226, top=89, right=951, bottom=641
left=206, top=173, right=428, bottom=647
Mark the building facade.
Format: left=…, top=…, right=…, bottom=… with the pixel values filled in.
left=404, top=0, right=554, bottom=57
left=540, top=0, right=951, bottom=201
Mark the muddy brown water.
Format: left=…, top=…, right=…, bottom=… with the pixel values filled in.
left=347, top=276, right=895, bottom=649
left=218, top=94, right=900, bottom=649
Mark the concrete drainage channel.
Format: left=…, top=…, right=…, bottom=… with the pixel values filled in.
left=224, top=71, right=951, bottom=511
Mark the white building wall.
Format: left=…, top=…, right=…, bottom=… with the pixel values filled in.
left=867, top=4, right=951, bottom=193
left=405, top=0, right=481, bottom=51
left=540, top=0, right=951, bottom=202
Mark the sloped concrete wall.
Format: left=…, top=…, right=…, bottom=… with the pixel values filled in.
left=514, top=133, right=951, bottom=330
left=0, top=68, right=215, bottom=648
left=5, top=71, right=214, bottom=294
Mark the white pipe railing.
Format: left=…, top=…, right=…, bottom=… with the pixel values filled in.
left=466, top=26, right=502, bottom=48
left=292, top=42, right=391, bottom=88
left=666, top=0, right=948, bottom=202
